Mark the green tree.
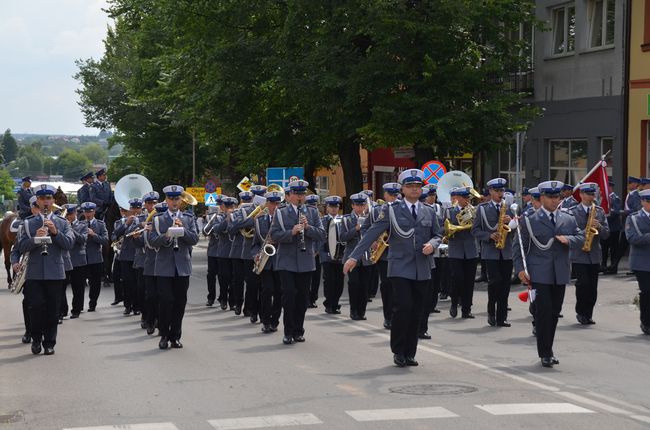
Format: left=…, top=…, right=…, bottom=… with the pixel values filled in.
left=80, top=142, right=109, bottom=164
left=0, top=168, right=16, bottom=199
left=53, top=149, right=93, bottom=181
left=1, top=129, right=18, bottom=163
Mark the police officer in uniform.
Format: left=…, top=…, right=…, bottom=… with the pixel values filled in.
left=446, top=187, right=479, bottom=319
left=63, top=204, right=88, bottom=318
left=18, top=184, right=75, bottom=355
left=514, top=181, right=584, bottom=367
left=16, top=176, right=34, bottom=220
left=624, top=189, right=650, bottom=335
left=270, top=179, right=325, bottom=345
left=602, top=180, right=622, bottom=274
left=305, top=194, right=322, bottom=308
left=320, top=196, right=345, bottom=315
left=203, top=204, right=220, bottom=306
left=142, top=202, right=167, bottom=335
left=252, top=190, right=283, bottom=333
left=81, top=202, right=108, bottom=311
left=77, top=173, right=94, bottom=205
left=132, top=193, right=157, bottom=327
left=227, top=190, right=255, bottom=315
left=569, top=183, right=610, bottom=325
left=150, top=185, right=199, bottom=349
left=112, top=199, right=143, bottom=315
left=560, top=184, right=578, bottom=210
left=90, top=168, right=112, bottom=219
left=344, top=169, right=440, bottom=367
left=214, top=196, right=237, bottom=310
left=471, top=178, right=514, bottom=327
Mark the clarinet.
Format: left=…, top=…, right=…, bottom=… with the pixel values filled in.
left=41, top=206, right=50, bottom=256
left=298, top=204, right=307, bottom=252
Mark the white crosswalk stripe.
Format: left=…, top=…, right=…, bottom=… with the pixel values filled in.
left=475, top=403, right=595, bottom=416
left=346, top=406, right=458, bottom=422
left=63, top=423, right=179, bottom=430
left=207, top=413, right=322, bottom=429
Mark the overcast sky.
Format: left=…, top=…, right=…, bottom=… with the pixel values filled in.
left=0, top=0, right=110, bottom=136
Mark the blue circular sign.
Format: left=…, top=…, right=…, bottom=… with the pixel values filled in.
left=422, top=161, right=447, bottom=185
left=205, top=180, right=217, bottom=193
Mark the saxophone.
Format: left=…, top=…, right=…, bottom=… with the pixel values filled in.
left=494, top=201, right=511, bottom=250
left=581, top=204, right=599, bottom=252
left=369, top=232, right=389, bottom=264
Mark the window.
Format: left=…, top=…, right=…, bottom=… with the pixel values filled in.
left=549, top=139, right=588, bottom=184
left=315, top=175, right=329, bottom=192
left=600, top=137, right=614, bottom=177
left=589, top=0, right=615, bottom=48
left=552, top=4, right=576, bottom=54
left=498, top=143, right=526, bottom=191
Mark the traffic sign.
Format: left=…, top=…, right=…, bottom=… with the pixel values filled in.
left=266, top=167, right=304, bottom=189
left=185, top=187, right=205, bottom=203
left=204, top=180, right=217, bottom=193
left=236, top=176, right=253, bottom=192
left=204, top=193, right=218, bottom=206
left=289, top=175, right=299, bottom=183
left=422, top=160, right=447, bottom=185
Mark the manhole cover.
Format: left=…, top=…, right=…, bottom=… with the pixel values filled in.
left=389, top=384, right=478, bottom=396
left=0, top=411, right=24, bottom=424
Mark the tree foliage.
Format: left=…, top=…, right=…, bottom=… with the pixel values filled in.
left=53, top=149, right=94, bottom=181
left=76, top=0, right=538, bottom=193
left=2, top=129, right=19, bottom=163
left=0, top=168, right=16, bottom=198
left=80, top=142, right=109, bottom=164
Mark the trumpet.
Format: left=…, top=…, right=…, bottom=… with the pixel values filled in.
left=125, top=210, right=157, bottom=238
left=240, top=198, right=268, bottom=239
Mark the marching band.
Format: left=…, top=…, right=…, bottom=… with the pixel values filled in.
left=6, top=169, right=650, bottom=369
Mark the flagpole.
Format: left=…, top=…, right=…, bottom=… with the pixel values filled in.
left=572, top=151, right=611, bottom=192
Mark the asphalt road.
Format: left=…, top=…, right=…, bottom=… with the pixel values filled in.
left=1, top=240, right=649, bottom=430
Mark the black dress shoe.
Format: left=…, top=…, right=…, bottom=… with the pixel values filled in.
left=551, top=356, right=560, bottom=365
left=123, top=308, right=131, bottom=316
left=270, top=324, right=278, bottom=332
left=220, top=301, right=228, bottom=310
left=170, top=340, right=183, bottom=349
left=133, top=310, right=141, bottom=316
left=243, top=309, right=251, bottom=317
left=333, top=309, right=341, bottom=314
left=449, top=305, right=458, bottom=318
left=234, top=306, right=242, bottom=316
left=229, top=306, right=235, bottom=311
left=462, top=313, right=475, bottom=319
left=439, top=293, right=449, bottom=301
left=487, top=315, right=496, bottom=326
left=31, top=341, right=42, bottom=355
left=87, top=307, right=96, bottom=312
left=158, top=337, right=169, bottom=350
left=282, top=336, right=293, bottom=345
left=576, top=314, right=589, bottom=325
left=324, top=307, right=334, bottom=314
left=111, top=300, right=122, bottom=306
left=250, top=315, right=258, bottom=324
left=308, top=303, right=317, bottom=309
left=432, top=308, right=440, bottom=313
left=140, top=320, right=147, bottom=329
left=206, top=300, right=214, bottom=307
left=497, top=321, right=512, bottom=327
left=367, top=298, right=373, bottom=303
left=44, top=347, right=55, bottom=356
left=57, top=318, right=63, bottom=325
left=261, top=324, right=271, bottom=333
left=641, top=323, right=650, bottom=335
left=587, top=318, right=596, bottom=325
left=293, top=335, right=305, bottom=343
left=146, top=325, right=155, bottom=335
left=475, top=276, right=487, bottom=283
left=393, top=354, right=406, bottom=367
left=418, top=332, right=431, bottom=340
left=405, top=357, right=419, bottom=366
left=21, top=334, right=31, bottom=344
left=358, top=315, right=367, bottom=320
left=70, top=313, right=79, bottom=319
left=558, top=313, right=563, bottom=318
left=383, top=320, right=391, bottom=330
left=541, top=357, right=554, bottom=368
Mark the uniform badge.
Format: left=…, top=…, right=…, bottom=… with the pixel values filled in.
left=171, top=185, right=177, bottom=192
left=411, top=170, right=417, bottom=177
left=551, top=181, right=557, bottom=188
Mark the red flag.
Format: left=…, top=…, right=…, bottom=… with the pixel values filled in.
left=572, top=160, right=610, bottom=214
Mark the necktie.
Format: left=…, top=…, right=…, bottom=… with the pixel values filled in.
left=549, top=212, right=556, bottom=226
left=411, top=204, right=417, bottom=220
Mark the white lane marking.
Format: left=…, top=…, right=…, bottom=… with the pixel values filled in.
left=64, top=424, right=179, bottom=430
left=475, top=403, right=594, bottom=415
left=346, top=406, right=458, bottom=421
left=586, top=391, right=650, bottom=414
left=556, top=391, right=631, bottom=414
left=208, top=413, right=322, bottom=429
left=631, top=415, right=650, bottom=424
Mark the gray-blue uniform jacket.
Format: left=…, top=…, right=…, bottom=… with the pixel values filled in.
left=270, top=204, right=325, bottom=273
left=228, top=205, right=255, bottom=260
left=348, top=201, right=441, bottom=281
left=90, top=181, right=112, bottom=214
left=444, top=205, right=479, bottom=259
left=203, top=213, right=220, bottom=258
left=149, top=210, right=199, bottom=277
left=85, top=218, right=108, bottom=264
left=361, top=204, right=389, bottom=262
left=341, top=212, right=372, bottom=266
left=213, top=213, right=233, bottom=259
left=17, top=214, right=75, bottom=280
left=142, top=229, right=157, bottom=276
left=320, top=214, right=344, bottom=264
left=16, top=187, right=34, bottom=219
left=112, top=217, right=139, bottom=261
left=471, top=201, right=514, bottom=260
left=569, top=204, right=610, bottom=265
left=512, top=209, right=584, bottom=285
left=251, top=212, right=277, bottom=271
left=561, top=196, right=578, bottom=210
left=607, top=192, right=623, bottom=232
left=133, top=213, right=148, bottom=269
left=69, top=220, right=88, bottom=268
left=77, top=183, right=92, bottom=204
left=625, top=190, right=642, bottom=214
left=624, top=210, right=650, bottom=272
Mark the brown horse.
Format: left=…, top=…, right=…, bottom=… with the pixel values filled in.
left=0, top=212, right=18, bottom=288
left=102, top=199, right=121, bottom=286
left=54, top=187, right=68, bottom=206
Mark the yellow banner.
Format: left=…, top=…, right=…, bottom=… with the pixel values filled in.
left=185, top=187, right=205, bottom=203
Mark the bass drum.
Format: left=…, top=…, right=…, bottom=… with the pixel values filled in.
left=327, top=217, right=344, bottom=260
